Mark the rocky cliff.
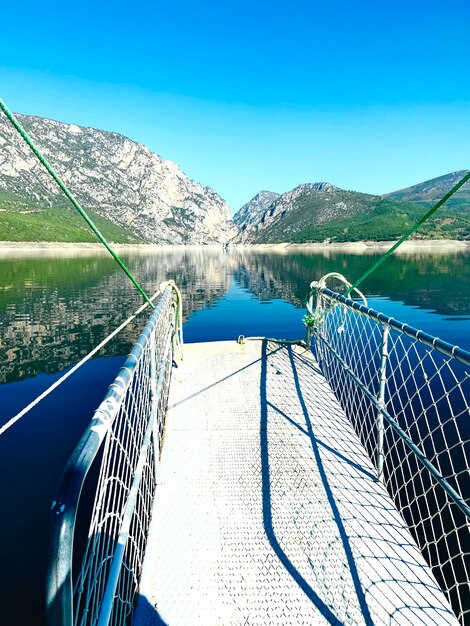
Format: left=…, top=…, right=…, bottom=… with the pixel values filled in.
left=233, top=190, right=280, bottom=241
left=0, top=113, right=235, bottom=244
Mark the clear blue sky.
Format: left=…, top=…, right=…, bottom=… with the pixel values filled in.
left=1, top=0, right=469, bottom=211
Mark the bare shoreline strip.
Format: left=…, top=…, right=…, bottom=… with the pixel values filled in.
left=242, top=239, right=470, bottom=254
left=0, top=239, right=468, bottom=256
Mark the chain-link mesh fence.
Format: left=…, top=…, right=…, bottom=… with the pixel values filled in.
left=47, top=285, right=178, bottom=626
left=311, top=281, right=470, bottom=624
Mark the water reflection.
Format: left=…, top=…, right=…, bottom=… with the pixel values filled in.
left=232, top=248, right=470, bottom=313
left=0, top=247, right=469, bottom=384
left=0, top=249, right=232, bottom=383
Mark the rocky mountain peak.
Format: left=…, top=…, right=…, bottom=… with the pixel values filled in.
left=233, top=190, right=280, bottom=227
left=232, top=182, right=343, bottom=242
left=300, top=182, right=339, bottom=193
left=0, top=112, right=236, bottom=244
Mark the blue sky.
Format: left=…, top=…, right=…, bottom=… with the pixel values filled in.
left=1, top=0, right=469, bottom=211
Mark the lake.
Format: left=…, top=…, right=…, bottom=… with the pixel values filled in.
left=0, top=246, right=469, bottom=625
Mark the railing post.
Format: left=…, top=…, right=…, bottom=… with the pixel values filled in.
left=150, top=332, right=159, bottom=477
left=377, top=324, right=389, bottom=480
left=159, top=280, right=183, bottom=360
left=305, top=288, right=315, bottom=347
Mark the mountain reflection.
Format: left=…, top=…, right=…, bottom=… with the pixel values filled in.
left=233, top=248, right=470, bottom=314
left=0, top=249, right=232, bottom=383
left=0, top=247, right=469, bottom=383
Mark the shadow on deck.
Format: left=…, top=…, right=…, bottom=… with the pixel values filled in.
left=134, top=340, right=458, bottom=626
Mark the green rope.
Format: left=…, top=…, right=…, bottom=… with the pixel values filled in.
left=344, top=170, right=470, bottom=297
left=0, top=98, right=155, bottom=309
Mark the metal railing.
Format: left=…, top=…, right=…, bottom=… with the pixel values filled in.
left=308, top=274, right=470, bottom=624
left=46, top=283, right=182, bottom=626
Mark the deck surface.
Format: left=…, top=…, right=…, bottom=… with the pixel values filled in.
left=135, top=340, right=458, bottom=626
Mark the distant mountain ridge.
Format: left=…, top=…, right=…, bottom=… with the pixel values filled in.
left=385, top=170, right=470, bottom=213
left=0, top=113, right=235, bottom=244
left=233, top=174, right=470, bottom=244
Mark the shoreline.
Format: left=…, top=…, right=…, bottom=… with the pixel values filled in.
left=0, top=239, right=468, bottom=255
left=240, top=239, right=470, bottom=253
left=0, top=241, right=174, bottom=250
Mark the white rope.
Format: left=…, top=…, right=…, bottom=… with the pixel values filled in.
left=307, top=272, right=368, bottom=317
left=0, top=289, right=162, bottom=437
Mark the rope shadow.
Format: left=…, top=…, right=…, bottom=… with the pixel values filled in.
left=259, top=340, right=346, bottom=626
left=287, top=344, right=375, bottom=626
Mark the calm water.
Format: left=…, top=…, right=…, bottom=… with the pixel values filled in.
left=0, top=247, right=469, bottom=625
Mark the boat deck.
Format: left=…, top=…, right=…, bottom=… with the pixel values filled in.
left=134, top=340, right=458, bottom=625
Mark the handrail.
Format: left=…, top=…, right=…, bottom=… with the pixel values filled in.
left=46, top=285, right=178, bottom=626
left=312, top=282, right=470, bottom=368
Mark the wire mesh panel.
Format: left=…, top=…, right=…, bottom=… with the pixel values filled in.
left=310, top=282, right=470, bottom=625
left=47, top=286, right=178, bottom=626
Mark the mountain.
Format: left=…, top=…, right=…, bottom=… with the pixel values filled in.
left=385, top=170, right=470, bottom=213
left=233, top=190, right=280, bottom=241
left=0, top=188, right=144, bottom=243
left=233, top=183, right=339, bottom=242
left=0, top=113, right=235, bottom=244
left=233, top=180, right=470, bottom=243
